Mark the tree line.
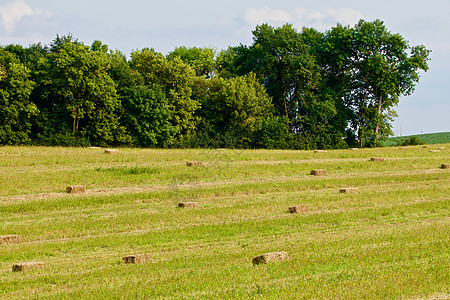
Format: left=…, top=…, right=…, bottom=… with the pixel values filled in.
left=0, top=19, right=430, bottom=149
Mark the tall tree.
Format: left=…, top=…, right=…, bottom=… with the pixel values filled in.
left=347, top=20, right=430, bottom=147
left=37, top=40, right=127, bottom=145
left=0, top=49, right=38, bottom=145
left=167, top=46, right=217, bottom=78
left=130, top=49, right=200, bottom=140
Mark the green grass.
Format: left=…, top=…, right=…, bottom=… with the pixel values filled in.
left=0, top=145, right=449, bottom=299
left=384, top=132, right=450, bottom=146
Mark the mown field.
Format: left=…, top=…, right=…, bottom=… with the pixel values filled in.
left=0, top=145, right=449, bottom=299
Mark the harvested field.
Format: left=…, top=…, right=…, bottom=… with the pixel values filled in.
left=0, top=145, right=449, bottom=299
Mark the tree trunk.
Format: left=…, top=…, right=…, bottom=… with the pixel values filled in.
left=375, top=94, right=383, bottom=135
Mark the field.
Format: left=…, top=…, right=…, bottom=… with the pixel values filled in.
left=384, top=132, right=450, bottom=147
left=0, top=145, right=449, bottom=299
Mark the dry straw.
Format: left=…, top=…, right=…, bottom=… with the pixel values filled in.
left=104, top=149, right=119, bottom=154
left=370, top=157, right=385, bottom=162
left=178, top=202, right=199, bottom=208
left=66, top=185, right=86, bottom=194
left=12, top=262, right=44, bottom=272
left=123, top=254, right=153, bottom=264
left=339, top=188, right=358, bottom=194
left=186, top=161, right=203, bottom=167
left=311, top=169, right=327, bottom=176
left=288, top=206, right=308, bottom=214
left=252, top=252, right=289, bottom=265
left=0, top=235, right=20, bottom=245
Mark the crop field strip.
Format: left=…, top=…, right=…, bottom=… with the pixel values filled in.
left=0, top=145, right=449, bottom=299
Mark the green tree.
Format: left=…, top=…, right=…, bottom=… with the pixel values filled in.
left=167, top=46, right=216, bottom=78
left=197, top=73, right=276, bottom=148
left=0, top=49, right=38, bottom=145
left=130, top=49, right=200, bottom=141
left=347, top=20, right=430, bottom=147
left=37, top=40, right=127, bottom=145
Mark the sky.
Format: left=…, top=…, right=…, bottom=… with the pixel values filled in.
left=0, top=0, right=449, bottom=136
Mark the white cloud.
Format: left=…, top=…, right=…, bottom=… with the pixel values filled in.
left=0, top=0, right=42, bottom=34
left=243, top=7, right=363, bottom=31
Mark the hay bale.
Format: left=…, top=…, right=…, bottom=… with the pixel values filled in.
left=0, top=235, right=20, bottom=245
left=66, top=185, right=86, bottom=194
left=311, top=169, right=327, bottom=176
left=423, top=145, right=431, bottom=148
left=440, top=164, right=449, bottom=169
left=288, top=206, right=308, bottom=214
left=252, top=252, right=289, bottom=265
left=186, top=161, right=203, bottom=167
left=430, top=150, right=441, bottom=153
left=123, top=254, right=152, bottom=264
left=370, top=157, right=385, bottom=162
left=314, top=150, right=327, bottom=153
left=339, top=188, right=358, bottom=194
left=178, top=202, right=199, bottom=208
left=104, top=149, right=119, bottom=154
left=12, top=262, right=44, bottom=272
left=438, top=147, right=446, bottom=150
left=350, top=148, right=359, bottom=150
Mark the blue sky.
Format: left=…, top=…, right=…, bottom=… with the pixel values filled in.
left=0, top=0, right=448, bottom=136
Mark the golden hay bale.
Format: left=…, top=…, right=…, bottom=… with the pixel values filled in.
left=104, top=149, right=119, bottom=154
left=314, top=150, right=327, bottom=153
left=311, top=169, right=327, bottom=176
left=440, top=164, right=449, bottom=169
left=12, top=262, right=44, bottom=272
left=122, top=254, right=153, bottom=264
left=423, top=145, right=431, bottom=148
left=186, top=161, right=203, bottom=167
left=430, top=150, right=441, bottom=153
left=0, top=235, right=20, bottom=245
left=438, top=147, right=446, bottom=150
left=178, top=202, right=199, bottom=208
left=288, top=206, right=308, bottom=214
left=252, top=252, right=289, bottom=265
left=66, top=185, right=86, bottom=194
left=339, top=188, right=358, bottom=194
left=370, top=157, right=385, bottom=162
left=350, top=148, right=359, bottom=150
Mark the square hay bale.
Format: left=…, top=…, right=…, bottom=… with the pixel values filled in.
left=252, top=252, right=289, bottom=265
left=370, top=157, right=385, bottom=162
left=0, top=235, right=20, bottom=245
left=104, top=149, right=119, bottom=154
left=314, top=150, right=327, bottom=153
left=186, top=161, right=203, bottom=167
left=339, top=188, right=358, bottom=194
left=178, top=202, right=199, bottom=208
left=311, top=169, right=327, bottom=176
left=66, top=185, right=86, bottom=194
left=440, top=164, right=449, bottom=169
left=123, top=254, right=153, bottom=264
left=288, top=206, right=308, bottom=214
left=438, top=147, right=446, bottom=150
left=12, top=262, right=44, bottom=272
left=430, top=150, right=441, bottom=153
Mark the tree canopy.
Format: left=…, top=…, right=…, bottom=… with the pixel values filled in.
left=0, top=20, right=430, bottom=149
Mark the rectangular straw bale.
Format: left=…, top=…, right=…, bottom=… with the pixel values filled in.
left=311, top=169, right=327, bottom=176
left=314, top=150, right=327, bottom=153
left=252, top=252, right=289, bottom=265
left=288, top=206, right=308, bottom=214
left=430, top=150, right=441, bottom=153
left=178, top=202, right=199, bottom=208
left=12, top=262, right=44, bottom=272
left=0, top=235, right=20, bottom=245
left=186, top=161, right=203, bottom=167
left=104, top=149, right=119, bottom=154
left=339, top=188, right=358, bottom=194
left=123, top=254, right=152, bottom=264
left=370, top=157, right=385, bottom=162
left=440, top=164, right=449, bottom=169
left=66, top=185, right=86, bottom=194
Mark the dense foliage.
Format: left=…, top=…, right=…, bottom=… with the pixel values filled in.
left=0, top=20, right=430, bottom=149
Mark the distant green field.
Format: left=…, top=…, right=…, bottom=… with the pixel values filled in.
left=384, top=132, right=450, bottom=147
left=1, top=146, right=449, bottom=299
